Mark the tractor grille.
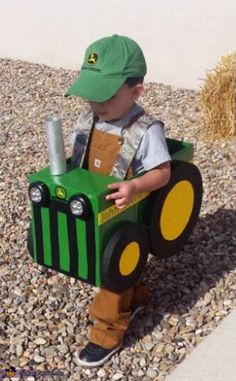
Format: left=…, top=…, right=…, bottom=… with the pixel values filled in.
left=31, top=199, right=96, bottom=285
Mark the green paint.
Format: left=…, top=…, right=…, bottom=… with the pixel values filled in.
left=41, top=208, right=52, bottom=266
left=58, top=212, right=70, bottom=272
left=28, top=166, right=118, bottom=201
left=167, top=139, right=193, bottom=162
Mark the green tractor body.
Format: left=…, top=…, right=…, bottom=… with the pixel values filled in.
left=28, top=138, right=202, bottom=292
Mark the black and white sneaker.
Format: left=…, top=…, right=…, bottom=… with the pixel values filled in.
left=77, top=342, right=122, bottom=367
left=130, top=305, right=145, bottom=321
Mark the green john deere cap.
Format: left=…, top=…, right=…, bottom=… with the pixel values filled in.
left=65, top=34, right=146, bottom=102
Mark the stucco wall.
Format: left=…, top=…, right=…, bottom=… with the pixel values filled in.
left=1, top=0, right=235, bottom=88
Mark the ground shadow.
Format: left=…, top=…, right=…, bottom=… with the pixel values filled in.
left=124, top=207, right=236, bottom=347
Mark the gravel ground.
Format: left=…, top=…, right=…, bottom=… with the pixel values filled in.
left=0, top=58, right=236, bottom=381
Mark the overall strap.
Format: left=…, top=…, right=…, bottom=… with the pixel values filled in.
left=71, top=104, right=160, bottom=180
left=110, top=111, right=157, bottom=179
left=71, top=104, right=96, bottom=167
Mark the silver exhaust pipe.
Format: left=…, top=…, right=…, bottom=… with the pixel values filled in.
left=45, top=116, right=67, bottom=175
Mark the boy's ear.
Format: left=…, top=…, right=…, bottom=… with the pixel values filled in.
left=132, top=83, right=144, bottom=100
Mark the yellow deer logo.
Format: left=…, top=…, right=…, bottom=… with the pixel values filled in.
left=88, top=53, right=98, bottom=65
left=56, top=186, right=66, bottom=199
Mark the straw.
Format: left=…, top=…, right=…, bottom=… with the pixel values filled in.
left=199, top=52, right=236, bottom=138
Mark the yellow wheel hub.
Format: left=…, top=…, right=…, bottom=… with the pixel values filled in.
left=119, top=242, right=140, bottom=276
left=160, top=180, right=194, bottom=241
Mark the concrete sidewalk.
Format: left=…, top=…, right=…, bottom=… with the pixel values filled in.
left=165, top=309, right=236, bottom=381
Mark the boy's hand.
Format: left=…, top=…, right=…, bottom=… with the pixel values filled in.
left=106, top=181, right=136, bottom=209
left=105, top=163, right=171, bottom=209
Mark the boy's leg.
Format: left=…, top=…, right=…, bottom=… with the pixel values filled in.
left=89, top=281, right=151, bottom=348
left=77, top=282, right=150, bottom=366
left=89, top=287, right=133, bottom=349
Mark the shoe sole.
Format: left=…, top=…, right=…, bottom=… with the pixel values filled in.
left=77, top=343, right=122, bottom=367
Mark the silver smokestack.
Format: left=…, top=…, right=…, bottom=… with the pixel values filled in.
left=45, top=116, right=67, bottom=175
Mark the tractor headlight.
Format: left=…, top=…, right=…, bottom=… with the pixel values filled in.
left=69, top=194, right=91, bottom=219
left=28, top=182, right=50, bottom=206
left=70, top=199, right=84, bottom=216
left=29, top=187, right=42, bottom=203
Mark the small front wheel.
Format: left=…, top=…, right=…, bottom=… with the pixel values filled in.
left=102, top=222, right=149, bottom=292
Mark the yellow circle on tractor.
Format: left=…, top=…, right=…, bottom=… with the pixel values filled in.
left=119, top=242, right=140, bottom=276
left=160, top=180, right=194, bottom=241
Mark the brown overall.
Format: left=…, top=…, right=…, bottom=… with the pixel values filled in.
left=87, top=127, right=150, bottom=349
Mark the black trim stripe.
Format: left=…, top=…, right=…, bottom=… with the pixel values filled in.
left=49, top=201, right=60, bottom=270
left=32, top=204, right=44, bottom=265
left=67, top=213, right=78, bottom=277
left=86, top=213, right=96, bottom=284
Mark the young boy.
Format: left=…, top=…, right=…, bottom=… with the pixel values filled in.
left=66, top=34, right=171, bottom=367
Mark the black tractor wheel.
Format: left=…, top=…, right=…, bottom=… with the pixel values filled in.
left=147, top=160, right=203, bottom=258
left=102, top=221, right=149, bottom=292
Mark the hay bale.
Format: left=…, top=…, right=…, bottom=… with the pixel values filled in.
left=199, top=52, right=236, bottom=138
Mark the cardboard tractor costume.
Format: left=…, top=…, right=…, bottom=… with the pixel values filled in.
left=27, top=116, right=203, bottom=292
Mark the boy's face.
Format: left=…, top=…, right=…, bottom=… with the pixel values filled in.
left=88, top=83, right=143, bottom=122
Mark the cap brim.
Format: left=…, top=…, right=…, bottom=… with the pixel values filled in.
left=65, top=71, right=125, bottom=102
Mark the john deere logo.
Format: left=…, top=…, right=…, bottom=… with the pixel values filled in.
left=55, top=186, right=66, bottom=199
left=88, top=53, right=98, bottom=64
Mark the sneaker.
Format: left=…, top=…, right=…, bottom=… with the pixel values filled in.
left=130, top=305, right=145, bottom=322
left=77, top=342, right=122, bottom=367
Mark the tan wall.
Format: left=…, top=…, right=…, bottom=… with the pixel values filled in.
left=1, top=0, right=235, bottom=89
